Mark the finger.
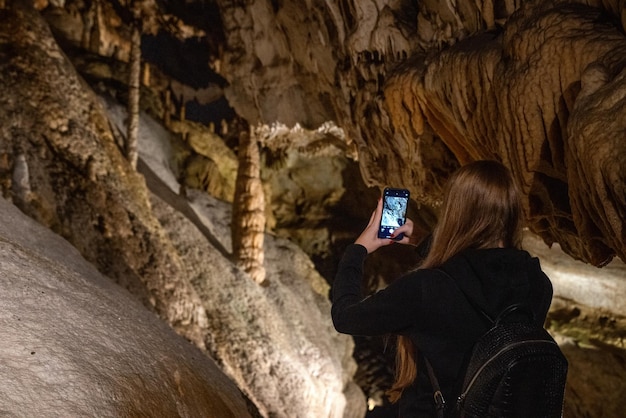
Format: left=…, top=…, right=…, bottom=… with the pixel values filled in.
left=392, top=225, right=409, bottom=236
left=392, top=218, right=414, bottom=236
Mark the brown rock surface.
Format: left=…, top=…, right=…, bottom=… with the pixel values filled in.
left=215, top=0, right=626, bottom=266
left=35, top=0, right=626, bottom=265
left=383, top=3, right=626, bottom=266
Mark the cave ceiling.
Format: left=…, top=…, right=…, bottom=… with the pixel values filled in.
left=23, top=0, right=626, bottom=266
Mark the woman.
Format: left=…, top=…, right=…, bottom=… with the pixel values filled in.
left=331, top=160, right=553, bottom=416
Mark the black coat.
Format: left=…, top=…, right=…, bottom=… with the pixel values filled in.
left=331, top=244, right=553, bottom=417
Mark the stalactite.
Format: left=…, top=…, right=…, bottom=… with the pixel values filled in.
left=126, top=22, right=141, bottom=170
left=12, top=153, right=31, bottom=205
left=142, top=61, right=150, bottom=86
left=231, top=127, right=267, bottom=285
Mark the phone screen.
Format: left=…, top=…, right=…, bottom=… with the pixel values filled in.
left=378, top=188, right=410, bottom=240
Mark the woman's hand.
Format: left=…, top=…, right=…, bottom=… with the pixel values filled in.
left=355, top=196, right=425, bottom=253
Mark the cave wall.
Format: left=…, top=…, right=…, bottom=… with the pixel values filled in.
left=384, top=3, right=626, bottom=267
left=29, top=0, right=626, bottom=265
left=1, top=0, right=626, bottom=416
left=0, top=3, right=364, bottom=416
left=215, top=0, right=626, bottom=266
left=0, top=1, right=208, bottom=347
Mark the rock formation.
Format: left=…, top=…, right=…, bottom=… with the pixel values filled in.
left=216, top=0, right=626, bottom=267
left=1, top=0, right=625, bottom=416
left=0, top=197, right=251, bottom=418
left=383, top=3, right=626, bottom=267
left=0, top=1, right=208, bottom=348
left=0, top=3, right=363, bottom=417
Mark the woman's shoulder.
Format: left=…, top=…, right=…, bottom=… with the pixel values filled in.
left=393, top=266, right=453, bottom=291
left=444, top=247, right=535, bottom=269
left=440, top=246, right=549, bottom=288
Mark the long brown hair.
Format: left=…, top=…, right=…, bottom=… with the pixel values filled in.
left=387, top=160, right=524, bottom=403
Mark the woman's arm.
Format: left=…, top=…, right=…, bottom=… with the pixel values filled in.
left=331, top=197, right=426, bottom=336
left=331, top=244, right=423, bottom=336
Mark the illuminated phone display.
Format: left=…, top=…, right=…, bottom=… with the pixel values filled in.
left=378, top=188, right=410, bottom=240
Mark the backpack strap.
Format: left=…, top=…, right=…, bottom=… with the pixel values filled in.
left=419, top=269, right=490, bottom=416
left=426, top=269, right=539, bottom=416
left=423, top=356, right=446, bottom=418
left=494, top=303, right=535, bottom=325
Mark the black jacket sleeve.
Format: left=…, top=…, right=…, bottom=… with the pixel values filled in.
left=331, top=244, right=423, bottom=336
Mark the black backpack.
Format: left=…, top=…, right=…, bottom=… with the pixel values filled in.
left=425, top=271, right=568, bottom=418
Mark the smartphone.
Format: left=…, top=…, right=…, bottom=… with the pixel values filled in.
left=378, top=188, right=410, bottom=240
